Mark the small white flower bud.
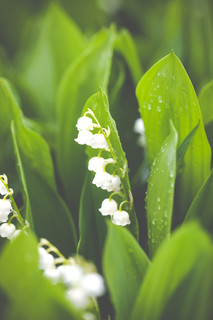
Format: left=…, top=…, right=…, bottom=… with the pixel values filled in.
left=0, top=223, right=16, bottom=238
left=99, top=198, right=118, bottom=216
left=88, top=157, right=106, bottom=173
left=0, top=199, right=13, bottom=222
left=0, top=180, right=7, bottom=195
left=38, top=247, right=55, bottom=271
left=134, top=118, right=145, bottom=134
left=81, top=273, right=105, bottom=297
left=75, top=131, right=94, bottom=146
left=112, top=210, right=131, bottom=226
left=66, top=288, right=89, bottom=309
left=58, top=264, right=83, bottom=286
left=76, top=116, right=94, bottom=131
left=43, top=267, right=61, bottom=284
left=91, top=133, right=108, bottom=149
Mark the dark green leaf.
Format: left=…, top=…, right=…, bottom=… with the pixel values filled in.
left=146, top=121, right=178, bottom=258
left=56, top=27, right=115, bottom=215
left=103, top=223, right=150, bottom=320
left=136, top=51, right=211, bottom=216
left=131, top=222, right=213, bottom=320
left=0, top=232, right=82, bottom=320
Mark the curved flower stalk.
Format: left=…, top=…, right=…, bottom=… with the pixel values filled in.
left=75, top=107, right=131, bottom=227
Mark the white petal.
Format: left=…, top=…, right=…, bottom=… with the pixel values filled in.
left=82, top=273, right=105, bottom=297
left=0, top=199, right=12, bottom=222
left=0, top=180, right=7, bottom=195
left=110, top=175, right=121, bottom=192
left=91, top=133, right=108, bottom=149
left=38, top=247, right=55, bottom=271
left=66, top=288, right=89, bottom=309
left=75, top=131, right=94, bottom=146
left=134, top=118, right=145, bottom=134
left=99, top=198, right=118, bottom=216
left=0, top=223, right=16, bottom=238
left=58, top=264, right=84, bottom=286
left=112, top=210, right=131, bottom=226
left=76, top=116, right=93, bottom=131
left=44, top=267, right=61, bottom=284
left=92, top=172, right=111, bottom=189
left=8, top=229, right=21, bottom=240
left=88, top=157, right=106, bottom=172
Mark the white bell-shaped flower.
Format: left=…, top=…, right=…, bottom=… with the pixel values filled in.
left=91, top=133, right=108, bottom=149
left=81, top=273, right=105, bottom=297
left=75, top=130, right=94, bottom=146
left=99, top=198, right=118, bottom=216
left=88, top=157, right=106, bottom=173
left=9, top=229, right=21, bottom=240
left=38, top=247, right=55, bottom=271
left=43, top=267, right=61, bottom=285
left=0, top=199, right=13, bottom=222
left=0, top=180, right=7, bottom=195
left=92, top=171, right=111, bottom=189
left=58, top=264, right=84, bottom=287
left=112, top=210, right=131, bottom=226
left=66, top=287, right=89, bottom=309
left=76, top=116, right=94, bottom=131
left=0, top=223, right=16, bottom=238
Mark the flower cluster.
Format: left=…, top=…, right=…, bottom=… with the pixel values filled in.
left=134, top=118, right=146, bottom=147
left=0, top=175, right=23, bottom=240
left=75, top=110, right=131, bottom=227
left=38, top=239, right=105, bottom=310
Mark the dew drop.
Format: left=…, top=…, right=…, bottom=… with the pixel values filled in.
left=172, top=74, right=176, bottom=80
left=156, top=106, right=161, bottom=112
left=158, top=96, right=163, bottom=103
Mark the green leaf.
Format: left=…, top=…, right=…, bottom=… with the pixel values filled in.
left=199, top=80, right=213, bottom=125
left=136, top=51, right=211, bottom=216
left=11, top=122, right=77, bottom=255
left=16, top=3, right=85, bottom=120
left=103, top=223, right=150, bottom=320
left=115, top=29, right=143, bottom=84
left=184, top=169, right=213, bottom=233
left=56, top=27, right=115, bottom=215
left=78, top=172, right=107, bottom=270
left=146, top=121, right=178, bottom=258
left=131, top=222, right=213, bottom=320
left=0, top=232, right=82, bottom=320
left=82, top=90, right=139, bottom=239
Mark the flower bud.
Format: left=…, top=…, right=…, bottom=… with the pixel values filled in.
left=99, top=198, right=118, bottom=216
left=91, top=133, right=108, bottom=149
left=0, top=199, right=12, bottom=222
left=112, top=210, right=131, bottom=226
left=0, top=223, right=16, bottom=238
left=76, top=116, right=93, bottom=131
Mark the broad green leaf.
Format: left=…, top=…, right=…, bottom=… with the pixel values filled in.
left=136, top=51, right=211, bottom=216
left=131, top=222, right=213, bottom=320
left=103, top=223, right=150, bottom=320
left=115, top=29, right=143, bottom=84
left=57, top=28, right=115, bottom=215
left=146, top=121, right=178, bottom=258
left=78, top=172, right=107, bottom=271
left=82, top=90, right=139, bottom=239
left=184, top=169, right=213, bottom=233
left=16, top=3, right=85, bottom=120
left=0, top=232, right=82, bottom=320
left=11, top=122, right=77, bottom=255
left=199, top=80, right=213, bottom=125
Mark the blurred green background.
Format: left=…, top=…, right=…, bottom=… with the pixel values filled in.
left=0, top=0, right=213, bottom=89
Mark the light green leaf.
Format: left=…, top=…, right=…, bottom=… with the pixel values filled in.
left=146, top=121, right=178, bottom=258
left=103, top=223, right=150, bottom=320
left=57, top=27, right=115, bottom=215
left=82, top=90, right=139, bottom=239
left=199, top=80, right=213, bottom=125
left=16, top=3, right=85, bottom=120
left=0, top=232, right=82, bottom=320
left=115, top=29, right=143, bottom=84
left=136, top=51, right=211, bottom=216
left=184, top=169, right=213, bottom=233
left=131, top=222, right=213, bottom=320
left=78, top=172, right=107, bottom=270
